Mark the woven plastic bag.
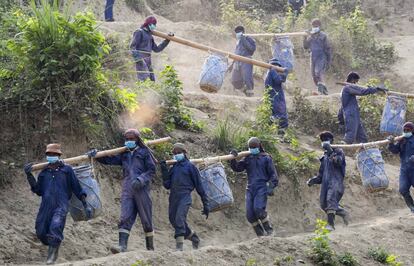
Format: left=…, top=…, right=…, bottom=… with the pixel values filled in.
left=199, top=163, right=234, bottom=212
left=357, top=148, right=389, bottom=192
left=380, top=95, right=407, bottom=135
left=69, top=164, right=102, bottom=221
left=199, top=54, right=228, bottom=93
left=272, top=36, right=294, bottom=71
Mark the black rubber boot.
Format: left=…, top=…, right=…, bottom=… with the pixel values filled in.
left=326, top=213, right=335, bottom=231
left=190, top=233, right=200, bottom=250
left=46, top=245, right=59, bottom=265
left=262, top=220, right=274, bottom=236
left=145, top=236, right=154, bottom=251
left=110, top=232, right=129, bottom=254
left=402, top=194, right=414, bottom=213
left=336, top=209, right=350, bottom=226
left=253, top=223, right=265, bottom=237
left=176, top=236, right=184, bottom=251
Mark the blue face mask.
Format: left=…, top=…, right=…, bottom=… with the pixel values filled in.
left=46, top=156, right=59, bottom=164
left=249, top=148, right=260, bottom=155
left=125, top=140, right=137, bottom=149
left=148, top=24, right=156, bottom=31
left=403, top=132, right=413, bottom=138
left=173, top=153, right=185, bottom=161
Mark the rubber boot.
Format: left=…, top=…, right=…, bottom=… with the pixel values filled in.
left=262, top=220, right=274, bottom=236
left=190, top=233, right=200, bottom=250
left=176, top=236, right=184, bottom=251
left=253, top=223, right=265, bottom=237
left=46, top=244, right=59, bottom=265
left=336, top=209, right=350, bottom=226
left=402, top=194, right=414, bottom=213
left=317, top=82, right=328, bottom=95
left=145, top=236, right=154, bottom=251
left=110, top=232, right=129, bottom=254
left=326, top=213, right=335, bottom=231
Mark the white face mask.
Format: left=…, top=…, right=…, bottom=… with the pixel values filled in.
left=311, top=27, right=320, bottom=34
left=321, top=141, right=331, bottom=148
left=236, top=32, right=243, bottom=40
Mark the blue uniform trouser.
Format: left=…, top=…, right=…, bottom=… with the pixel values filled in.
left=231, top=62, right=254, bottom=91
left=36, top=207, right=67, bottom=247
left=344, top=114, right=368, bottom=144
left=399, top=167, right=414, bottom=196
left=135, top=57, right=155, bottom=81
left=119, top=189, right=153, bottom=233
left=270, top=88, right=288, bottom=129
left=311, top=57, right=326, bottom=85
left=246, top=186, right=268, bottom=224
left=169, top=193, right=193, bottom=238
left=105, top=0, right=115, bottom=20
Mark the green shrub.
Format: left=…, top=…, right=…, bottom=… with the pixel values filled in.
left=338, top=252, right=359, bottom=266
left=308, top=219, right=338, bottom=266
left=368, top=247, right=403, bottom=266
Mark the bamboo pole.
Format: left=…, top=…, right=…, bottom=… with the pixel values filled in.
left=166, top=151, right=251, bottom=165
left=31, top=137, right=172, bottom=171
left=336, top=82, right=414, bottom=98
left=331, top=136, right=403, bottom=150
left=244, top=32, right=308, bottom=38
left=151, top=30, right=285, bottom=73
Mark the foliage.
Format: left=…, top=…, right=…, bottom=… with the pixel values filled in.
left=338, top=252, right=359, bottom=266
left=131, top=260, right=152, bottom=266
left=139, top=127, right=172, bottom=160
left=245, top=258, right=258, bottom=266
left=219, top=0, right=262, bottom=33
left=153, top=65, right=203, bottom=132
left=368, top=247, right=403, bottom=266
left=274, top=255, right=295, bottom=266
left=308, top=219, right=338, bottom=266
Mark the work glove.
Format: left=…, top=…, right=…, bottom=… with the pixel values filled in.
left=24, top=163, right=33, bottom=175
left=201, top=204, right=209, bottom=219
left=322, top=142, right=334, bottom=155
left=410, top=155, right=414, bottom=163
left=376, top=87, right=389, bottom=94
left=386, top=135, right=395, bottom=143
left=230, top=149, right=238, bottom=158
left=267, top=183, right=275, bottom=196
left=86, top=149, right=98, bottom=158
left=168, top=32, right=174, bottom=37
left=131, top=177, right=145, bottom=191
left=307, top=177, right=316, bottom=187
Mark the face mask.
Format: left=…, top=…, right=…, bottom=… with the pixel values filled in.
left=173, top=153, right=185, bottom=161
left=125, top=140, right=137, bottom=149
left=321, top=141, right=331, bottom=148
left=403, top=132, right=413, bottom=138
left=46, top=156, right=59, bottom=164
left=249, top=147, right=260, bottom=155
left=236, top=32, right=243, bottom=40
left=148, top=24, right=156, bottom=31
left=311, top=27, right=320, bottom=34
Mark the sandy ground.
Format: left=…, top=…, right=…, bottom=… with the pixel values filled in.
left=2, top=0, right=414, bottom=265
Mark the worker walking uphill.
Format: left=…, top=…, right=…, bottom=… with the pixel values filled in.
left=288, top=0, right=305, bottom=16
left=24, top=144, right=92, bottom=265
left=230, top=25, right=257, bottom=97
left=303, top=19, right=331, bottom=95
left=265, top=58, right=289, bottom=135
left=307, top=132, right=349, bottom=231
left=88, top=129, right=156, bottom=252
left=104, top=0, right=115, bottom=22
left=230, top=137, right=278, bottom=237
left=160, top=143, right=209, bottom=251
left=339, top=72, right=387, bottom=144
left=130, top=16, right=173, bottom=81
left=388, top=122, right=414, bottom=213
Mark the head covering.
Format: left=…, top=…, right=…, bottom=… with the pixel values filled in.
left=124, top=128, right=141, bottom=139
left=269, top=58, right=282, bottom=67
left=346, top=72, right=360, bottom=82
left=319, top=131, right=334, bottom=142
left=45, top=143, right=63, bottom=155
left=248, top=137, right=261, bottom=147
left=403, top=122, right=414, bottom=131
left=311, top=18, right=321, bottom=27
left=142, top=16, right=157, bottom=28
left=173, top=143, right=186, bottom=152
left=234, top=25, right=245, bottom=33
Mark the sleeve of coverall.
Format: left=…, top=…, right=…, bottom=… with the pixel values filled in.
left=388, top=141, right=401, bottom=154
left=30, top=173, right=43, bottom=196
left=272, top=69, right=287, bottom=84
left=161, top=163, right=171, bottom=190
left=309, top=158, right=324, bottom=185
left=96, top=154, right=123, bottom=166
left=130, top=30, right=141, bottom=51
left=240, top=36, right=256, bottom=54
left=331, top=149, right=345, bottom=168
left=137, top=150, right=156, bottom=183
left=68, top=166, right=87, bottom=200
left=266, top=156, right=279, bottom=188
left=346, top=85, right=378, bottom=96
left=230, top=158, right=247, bottom=172
left=303, top=36, right=310, bottom=49
left=324, top=34, right=332, bottom=64
left=152, top=37, right=170, bottom=53
left=191, top=164, right=208, bottom=205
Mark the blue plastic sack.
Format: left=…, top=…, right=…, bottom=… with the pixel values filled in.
left=272, top=36, right=294, bottom=72
left=69, top=164, right=102, bottom=221
left=199, top=163, right=234, bottom=212
left=380, top=95, right=407, bottom=135
left=356, top=148, right=389, bottom=192
left=199, top=54, right=228, bottom=93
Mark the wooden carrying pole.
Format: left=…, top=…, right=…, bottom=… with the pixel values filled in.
left=331, top=136, right=403, bottom=151
left=244, top=32, right=308, bottom=38
left=166, top=151, right=251, bottom=165
left=336, top=82, right=414, bottom=99
left=31, top=137, right=172, bottom=171
left=151, top=30, right=285, bottom=73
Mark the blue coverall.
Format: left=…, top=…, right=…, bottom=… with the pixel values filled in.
left=230, top=153, right=278, bottom=224
left=388, top=136, right=414, bottom=197
left=162, top=159, right=208, bottom=238
left=231, top=36, right=256, bottom=92
left=303, top=32, right=331, bottom=86
left=265, top=69, right=288, bottom=129
left=29, top=163, right=86, bottom=247
left=309, top=148, right=346, bottom=212
left=130, top=28, right=170, bottom=81
left=97, top=147, right=156, bottom=234
left=340, top=85, right=379, bottom=144
left=104, top=0, right=115, bottom=21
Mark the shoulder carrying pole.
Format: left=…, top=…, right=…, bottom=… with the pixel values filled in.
left=244, top=32, right=308, bottom=38
left=166, top=151, right=251, bottom=165
left=331, top=136, right=403, bottom=150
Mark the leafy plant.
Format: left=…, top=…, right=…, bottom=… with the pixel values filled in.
left=338, top=252, right=359, bottom=266
left=368, top=247, right=403, bottom=266
left=308, top=219, right=338, bottom=266
left=131, top=260, right=151, bottom=266
left=274, top=255, right=295, bottom=266
left=245, top=258, right=258, bottom=266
